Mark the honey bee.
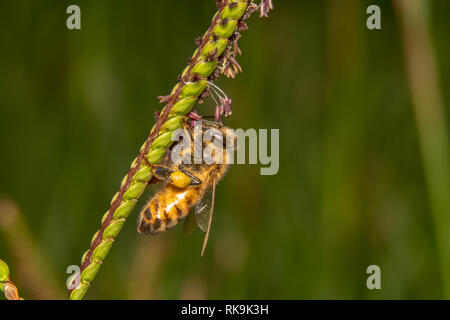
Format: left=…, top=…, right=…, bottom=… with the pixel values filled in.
left=137, top=120, right=235, bottom=255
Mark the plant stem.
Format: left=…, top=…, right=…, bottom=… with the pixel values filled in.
left=0, top=197, right=64, bottom=299
left=69, top=0, right=273, bottom=300
left=394, top=0, right=450, bottom=298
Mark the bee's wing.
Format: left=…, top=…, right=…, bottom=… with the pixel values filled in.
left=182, top=211, right=197, bottom=237
left=195, top=187, right=213, bottom=232
left=181, top=181, right=214, bottom=237
left=196, top=178, right=216, bottom=256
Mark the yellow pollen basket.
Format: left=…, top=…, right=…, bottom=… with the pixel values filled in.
left=170, top=171, right=192, bottom=188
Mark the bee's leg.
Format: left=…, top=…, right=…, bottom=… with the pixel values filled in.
left=181, top=120, right=195, bottom=143
left=147, top=175, right=162, bottom=185
left=165, top=170, right=197, bottom=188
left=180, top=169, right=202, bottom=186
left=144, top=164, right=173, bottom=185
left=152, top=164, right=174, bottom=180
left=186, top=111, right=206, bottom=153
left=146, top=160, right=200, bottom=188
left=182, top=120, right=205, bottom=163
left=178, top=121, right=203, bottom=165
left=142, top=148, right=173, bottom=184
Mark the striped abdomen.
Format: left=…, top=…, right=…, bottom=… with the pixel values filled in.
left=138, top=184, right=203, bottom=234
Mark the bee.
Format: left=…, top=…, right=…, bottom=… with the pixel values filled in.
left=137, top=120, right=235, bottom=255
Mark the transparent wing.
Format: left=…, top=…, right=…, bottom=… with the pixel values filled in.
left=181, top=177, right=217, bottom=256
left=198, top=179, right=217, bottom=256
left=182, top=182, right=214, bottom=237
left=182, top=211, right=197, bottom=237
left=195, top=187, right=213, bottom=233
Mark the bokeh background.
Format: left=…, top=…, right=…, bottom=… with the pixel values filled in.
left=1, top=0, right=450, bottom=299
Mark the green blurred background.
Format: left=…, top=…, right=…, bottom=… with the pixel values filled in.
left=1, top=0, right=450, bottom=299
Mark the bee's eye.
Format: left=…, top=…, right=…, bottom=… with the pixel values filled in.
left=170, top=171, right=192, bottom=188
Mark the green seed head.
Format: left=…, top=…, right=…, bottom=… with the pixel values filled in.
left=191, top=60, right=218, bottom=77
left=179, top=80, right=208, bottom=98
left=133, top=165, right=152, bottom=183
left=92, top=240, right=114, bottom=262
left=161, top=116, right=184, bottom=133
left=70, top=283, right=90, bottom=300
left=103, top=220, right=125, bottom=240
left=113, top=200, right=137, bottom=220
left=221, top=1, right=247, bottom=20
left=122, top=181, right=147, bottom=200
left=170, top=97, right=197, bottom=116
left=151, top=131, right=175, bottom=150
left=90, top=230, right=101, bottom=246
left=147, top=148, right=167, bottom=164
left=110, top=192, right=119, bottom=205
left=81, top=250, right=90, bottom=266
left=202, top=38, right=228, bottom=58
left=212, top=19, right=238, bottom=38
left=0, top=260, right=10, bottom=282
left=80, top=263, right=101, bottom=284
left=101, top=211, right=109, bottom=224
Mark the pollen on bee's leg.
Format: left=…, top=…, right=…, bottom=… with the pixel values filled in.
left=170, top=171, right=192, bottom=188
